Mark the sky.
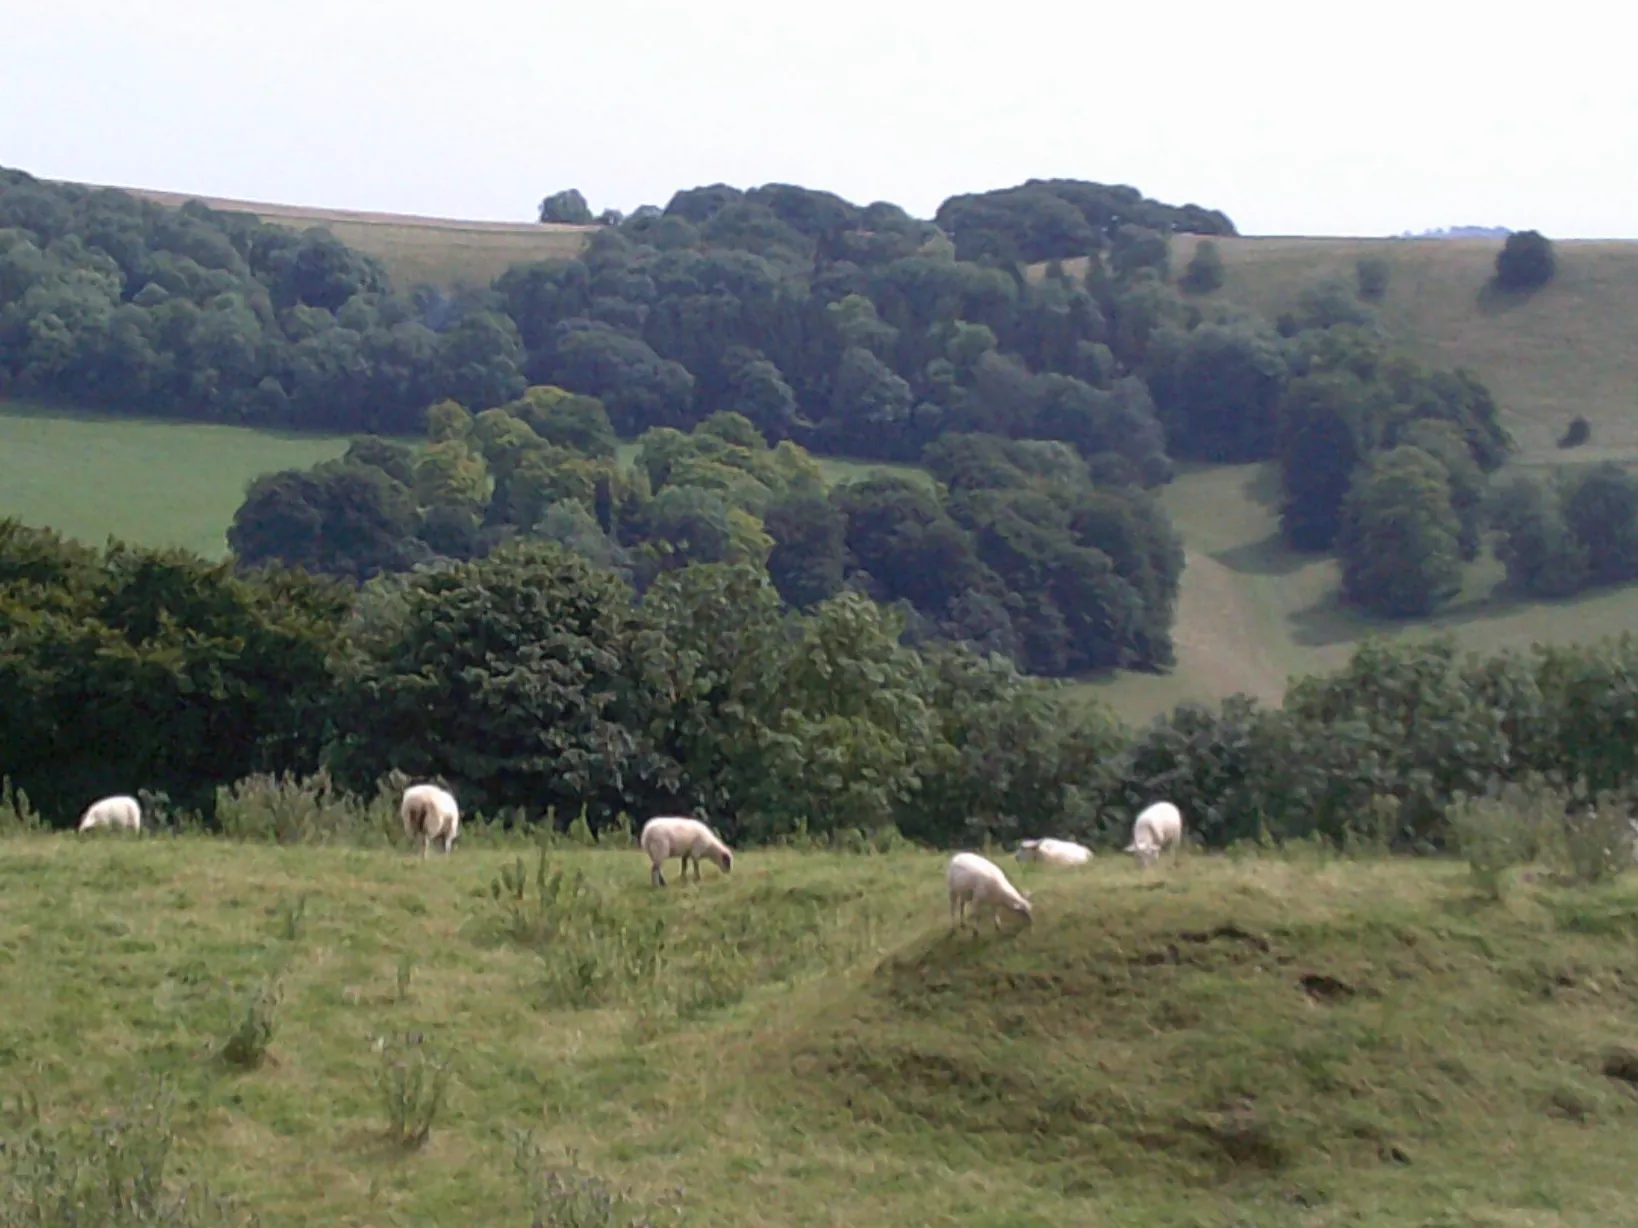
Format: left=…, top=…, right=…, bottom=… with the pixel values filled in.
left=3, top=0, right=1634, bottom=238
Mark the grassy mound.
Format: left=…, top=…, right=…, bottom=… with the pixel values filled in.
left=3, top=836, right=1638, bottom=1225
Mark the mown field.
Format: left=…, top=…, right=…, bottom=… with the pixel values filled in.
left=122, top=186, right=596, bottom=291
left=5, top=832, right=1638, bottom=1227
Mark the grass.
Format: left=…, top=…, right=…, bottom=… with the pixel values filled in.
left=5, top=832, right=1638, bottom=1225
left=0, top=401, right=353, bottom=559
left=121, top=186, right=596, bottom=292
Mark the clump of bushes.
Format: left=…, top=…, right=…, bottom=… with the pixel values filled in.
left=1495, top=229, right=1556, bottom=290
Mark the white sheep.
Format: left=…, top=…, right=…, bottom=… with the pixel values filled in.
left=77, top=794, right=141, bottom=833
left=639, top=816, right=733, bottom=887
left=400, top=783, right=460, bottom=859
left=947, top=851, right=1033, bottom=931
left=1125, top=800, right=1184, bottom=867
left=1015, top=837, right=1093, bottom=867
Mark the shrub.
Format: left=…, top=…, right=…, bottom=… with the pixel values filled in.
left=376, top=1032, right=451, bottom=1149
left=1495, top=229, right=1555, bottom=290
left=1355, top=257, right=1390, bottom=301
left=214, top=770, right=398, bottom=846
left=513, top=1135, right=686, bottom=1228
left=1558, top=416, right=1591, bottom=449
left=220, top=977, right=282, bottom=1069
left=0, top=778, right=42, bottom=835
left=1446, top=780, right=1558, bottom=898
left=1556, top=792, right=1634, bottom=887
left=1180, top=240, right=1225, bottom=294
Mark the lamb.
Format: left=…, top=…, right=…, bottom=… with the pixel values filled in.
left=947, top=851, right=1033, bottom=931
left=400, top=783, right=460, bottom=859
left=1014, top=837, right=1093, bottom=867
left=640, top=816, right=733, bottom=887
left=77, top=794, right=141, bottom=833
left=1125, top=800, right=1184, bottom=867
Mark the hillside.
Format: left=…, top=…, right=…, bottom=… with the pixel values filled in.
left=1155, top=235, right=1638, bottom=465
left=5, top=834, right=1638, bottom=1227
left=119, top=185, right=596, bottom=290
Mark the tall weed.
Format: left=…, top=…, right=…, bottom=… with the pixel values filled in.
left=376, top=1031, right=451, bottom=1149
left=0, top=1082, right=253, bottom=1227
left=512, top=1135, right=684, bottom=1228
left=214, top=770, right=397, bottom=847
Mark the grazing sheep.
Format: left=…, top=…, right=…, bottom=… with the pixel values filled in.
left=400, top=783, right=460, bottom=859
left=640, top=816, right=733, bottom=887
left=77, top=794, right=141, bottom=833
left=1125, top=800, right=1184, bottom=867
left=947, top=852, right=1033, bottom=931
left=1015, top=837, right=1093, bottom=867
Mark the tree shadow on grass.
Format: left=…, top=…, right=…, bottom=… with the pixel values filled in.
left=1211, top=532, right=1325, bottom=579
left=1285, top=582, right=1550, bottom=649
left=1475, top=278, right=1547, bottom=318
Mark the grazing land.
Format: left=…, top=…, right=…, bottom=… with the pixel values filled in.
left=121, top=186, right=596, bottom=290
left=0, top=402, right=353, bottom=559
left=5, top=834, right=1638, bottom=1227
left=1118, top=234, right=1638, bottom=465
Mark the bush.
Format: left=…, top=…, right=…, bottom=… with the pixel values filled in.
left=214, top=770, right=398, bottom=846
left=1355, top=257, right=1390, bottom=301
left=220, top=977, right=282, bottom=1069
left=513, top=1135, right=685, bottom=1228
left=1446, top=779, right=1559, bottom=899
left=1558, top=416, right=1591, bottom=449
left=1495, top=229, right=1555, bottom=290
left=1179, top=240, right=1225, bottom=294
left=376, top=1031, right=452, bottom=1149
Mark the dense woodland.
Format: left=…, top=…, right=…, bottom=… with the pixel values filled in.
left=0, top=163, right=1602, bottom=681
left=5, top=516, right=1638, bottom=854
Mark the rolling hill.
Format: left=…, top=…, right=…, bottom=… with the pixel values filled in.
left=28, top=183, right=1638, bottom=724
left=118, top=185, right=597, bottom=290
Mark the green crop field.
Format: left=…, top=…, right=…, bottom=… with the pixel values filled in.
left=0, top=403, right=353, bottom=559
left=122, top=186, right=596, bottom=291
left=5, top=832, right=1638, bottom=1227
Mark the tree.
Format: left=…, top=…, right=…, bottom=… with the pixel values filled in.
left=1159, top=321, right=1288, bottom=462
left=1179, top=240, right=1225, bottom=294
left=1277, top=371, right=1376, bottom=550
left=1355, top=257, right=1390, bottom=301
left=327, top=540, right=661, bottom=821
left=1561, top=462, right=1638, bottom=585
left=539, top=190, right=595, bottom=225
left=1488, top=475, right=1587, bottom=597
left=1494, top=230, right=1555, bottom=290
left=1337, top=446, right=1464, bottom=617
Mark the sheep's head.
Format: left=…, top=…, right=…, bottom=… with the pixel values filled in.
left=1009, top=891, right=1034, bottom=922
left=1014, top=840, right=1040, bottom=862
left=713, top=846, right=733, bottom=874
left=1128, top=842, right=1160, bottom=868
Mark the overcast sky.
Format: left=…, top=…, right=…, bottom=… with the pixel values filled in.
left=4, top=0, right=1633, bottom=237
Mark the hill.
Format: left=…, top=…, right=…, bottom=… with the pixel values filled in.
left=1054, top=235, right=1638, bottom=722
left=5, top=834, right=1638, bottom=1227
left=117, top=184, right=597, bottom=290
left=1137, top=235, right=1638, bottom=465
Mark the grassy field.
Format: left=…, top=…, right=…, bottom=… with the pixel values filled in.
left=5, top=831, right=1638, bottom=1226
left=0, top=403, right=353, bottom=559
left=121, top=186, right=595, bottom=291
left=1104, top=235, right=1638, bottom=465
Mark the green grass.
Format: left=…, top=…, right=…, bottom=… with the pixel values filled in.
left=0, top=402, right=353, bottom=559
left=123, top=186, right=595, bottom=291
left=6, top=834, right=1638, bottom=1226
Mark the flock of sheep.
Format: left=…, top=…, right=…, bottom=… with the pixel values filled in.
left=75, top=786, right=1185, bottom=932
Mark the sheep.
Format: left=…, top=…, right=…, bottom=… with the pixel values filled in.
left=400, top=783, right=460, bottom=859
left=1014, top=837, right=1093, bottom=867
left=1125, top=800, right=1184, bottom=867
left=77, top=794, right=141, bottom=833
left=947, top=851, right=1033, bottom=931
left=640, top=816, right=733, bottom=887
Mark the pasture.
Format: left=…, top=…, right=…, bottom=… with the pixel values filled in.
left=4, top=828, right=1638, bottom=1226
left=0, top=403, right=352, bottom=559
left=122, top=186, right=596, bottom=291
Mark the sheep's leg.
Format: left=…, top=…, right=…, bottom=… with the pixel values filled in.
left=421, top=834, right=430, bottom=860
left=652, top=860, right=666, bottom=887
left=949, top=891, right=958, bottom=928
